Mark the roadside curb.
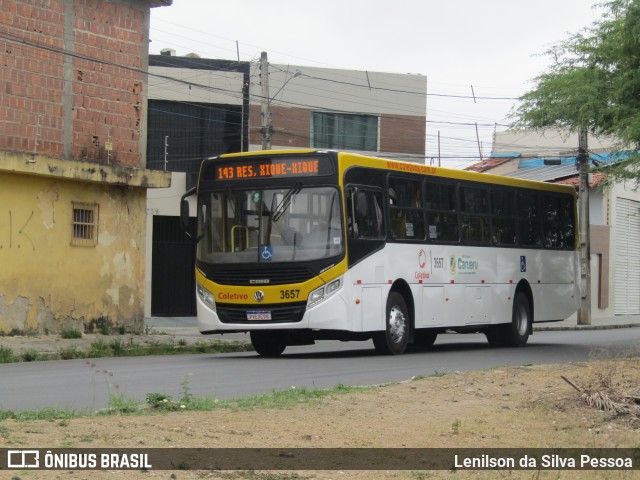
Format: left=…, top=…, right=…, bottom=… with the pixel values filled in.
left=534, top=323, right=640, bottom=332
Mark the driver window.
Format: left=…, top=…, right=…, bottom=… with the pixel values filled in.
left=352, top=189, right=385, bottom=239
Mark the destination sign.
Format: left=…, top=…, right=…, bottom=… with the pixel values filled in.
left=212, top=157, right=333, bottom=181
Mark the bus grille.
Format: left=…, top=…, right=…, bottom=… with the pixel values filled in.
left=208, top=267, right=315, bottom=286
left=216, top=302, right=307, bottom=324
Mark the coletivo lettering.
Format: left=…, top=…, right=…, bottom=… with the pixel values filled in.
left=217, top=292, right=249, bottom=300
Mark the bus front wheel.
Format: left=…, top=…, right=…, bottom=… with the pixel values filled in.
left=373, top=292, right=410, bottom=355
left=250, top=331, right=286, bottom=357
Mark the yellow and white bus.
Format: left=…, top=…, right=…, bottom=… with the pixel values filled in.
left=181, top=150, right=580, bottom=356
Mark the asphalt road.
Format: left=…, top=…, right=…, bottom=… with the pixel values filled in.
left=0, top=328, right=639, bottom=412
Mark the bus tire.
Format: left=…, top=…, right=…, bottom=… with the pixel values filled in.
left=485, top=326, right=506, bottom=347
left=485, top=293, right=531, bottom=347
left=504, top=292, right=532, bottom=347
left=250, top=331, right=286, bottom=357
left=373, top=292, right=410, bottom=355
left=412, top=329, right=437, bottom=347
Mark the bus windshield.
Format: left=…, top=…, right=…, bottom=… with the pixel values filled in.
left=197, top=185, right=343, bottom=264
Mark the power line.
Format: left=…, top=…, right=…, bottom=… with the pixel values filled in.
left=2, top=26, right=526, bottom=160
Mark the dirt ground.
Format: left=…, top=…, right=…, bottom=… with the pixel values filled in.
left=1, top=345, right=639, bottom=480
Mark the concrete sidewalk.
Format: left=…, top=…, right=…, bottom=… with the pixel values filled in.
left=145, top=315, right=640, bottom=337
left=533, top=315, right=640, bottom=331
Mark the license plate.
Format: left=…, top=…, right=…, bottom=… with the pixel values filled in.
left=247, top=311, right=272, bottom=321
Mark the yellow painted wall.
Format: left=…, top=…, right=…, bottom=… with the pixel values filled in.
left=0, top=172, right=148, bottom=334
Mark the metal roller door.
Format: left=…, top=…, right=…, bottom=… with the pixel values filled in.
left=615, top=198, right=640, bottom=314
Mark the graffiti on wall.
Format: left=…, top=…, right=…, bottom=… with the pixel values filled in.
left=1, top=211, right=36, bottom=251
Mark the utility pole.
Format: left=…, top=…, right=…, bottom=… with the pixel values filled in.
left=577, top=127, right=591, bottom=325
left=260, top=52, right=272, bottom=150
left=474, top=123, right=483, bottom=160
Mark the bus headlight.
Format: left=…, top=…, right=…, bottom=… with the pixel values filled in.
left=307, top=278, right=342, bottom=309
left=196, top=282, right=216, bottom=311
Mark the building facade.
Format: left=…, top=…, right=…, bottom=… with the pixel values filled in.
left=1, top=0, right=171, bottom=334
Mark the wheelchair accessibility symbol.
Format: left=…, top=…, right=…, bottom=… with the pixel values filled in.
left=260, top=245, right=273, bottom=261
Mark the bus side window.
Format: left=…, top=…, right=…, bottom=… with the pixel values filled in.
left=460, top=186, right=490, bottom=243
left=491, top=189, right=517, bottom=245
left=352, top=189, right=384, bottom=239
left=518, top=191, right=542, bottom=247
left=425, top=182, right=459, bottom=242
left=388, top=177, right=425, bottom=240
left=561, top=196, right=576, bottom=249
left=542, top=194, right=562, bottom=248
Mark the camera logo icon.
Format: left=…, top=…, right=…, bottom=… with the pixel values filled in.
left=8, top=450, right=40, bottom=468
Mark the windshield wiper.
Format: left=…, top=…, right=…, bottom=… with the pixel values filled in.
left=272, top=183, right=302, bottom=222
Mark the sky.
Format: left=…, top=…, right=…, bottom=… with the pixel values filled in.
left=149, top=0, right=603, bottom=168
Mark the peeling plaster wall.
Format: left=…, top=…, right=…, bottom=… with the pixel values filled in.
left=0, top=172, right=147, bottom=333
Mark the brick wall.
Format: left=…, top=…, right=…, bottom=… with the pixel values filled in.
left=380, top=115, right=426, bottom=155
left=249, top=106, right=425, bottom=155
left=1, top=0, right=149, bottom=166
left=249, top=105, right=311, bottom=148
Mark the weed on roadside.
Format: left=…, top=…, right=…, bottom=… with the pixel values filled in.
left=20, top=349, right=41, bottom=362
left=0, top=345, right=15, bottom=363
left=58, top=346, right=80, bottom=360
left=60, top=327, right=82, bottom=339
left=0, top=337, right=253, bottom=364
left=88, top=339, right=111, bottom=358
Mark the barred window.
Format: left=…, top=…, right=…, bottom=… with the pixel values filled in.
left=72, top=202, right=99, bottom=246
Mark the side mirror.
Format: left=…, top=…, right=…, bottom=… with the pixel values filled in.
left=180, top=187, right=196, bottom=239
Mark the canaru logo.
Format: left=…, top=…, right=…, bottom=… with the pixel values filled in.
left=250, top=279, right=270, bottom=284
left=254, top=290, right=265, bottom=302
left=457, top=255, right=479, bottom=274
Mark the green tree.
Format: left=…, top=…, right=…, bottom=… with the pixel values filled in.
left=512, top=0, right=640, bottom=185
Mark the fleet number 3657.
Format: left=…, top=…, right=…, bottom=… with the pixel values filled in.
left=280, top=289, right=300, bottom=299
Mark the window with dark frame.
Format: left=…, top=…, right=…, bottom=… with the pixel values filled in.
left=424, top=181, right=459, bottom=242
left=560, top=195, right=576, bottom=249
left=518, top=191, right=542, bottom=247
left=352, top=189, right=385, bottom=239
left=311, top=112, right=378, bottom=151
left=491, top=189, right=518, bottom=245
left=72, top=202, right=99, bottom=247
left=345, top=166, right=576, bottom=252
left=460, top=186, right=490, bottom=243
left=388, top=177, right=425, bottom=240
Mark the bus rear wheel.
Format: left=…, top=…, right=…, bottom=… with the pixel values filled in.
left=485, top=292, right=531, bottom=347
left=412, top=329, right=438, bottom=347
left=373, top=292, right=410, bottom=355
left=250, top=331, right=286, bottom=357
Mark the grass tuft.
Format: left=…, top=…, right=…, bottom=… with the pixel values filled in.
left=60, top=327, right=83, bottom=339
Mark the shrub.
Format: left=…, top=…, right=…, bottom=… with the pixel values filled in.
left=60, top=327, right=82, bottom=339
